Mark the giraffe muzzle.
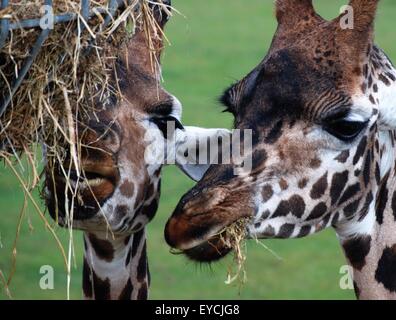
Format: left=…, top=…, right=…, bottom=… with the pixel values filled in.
left=46, top=150, right=119, bottom=224
left=165, top=214, right=233, bottom=262
left=165, top=184, right=253, bottom=262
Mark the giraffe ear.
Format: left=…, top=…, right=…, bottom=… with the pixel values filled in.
left=174, top=127, right=231, bottom=181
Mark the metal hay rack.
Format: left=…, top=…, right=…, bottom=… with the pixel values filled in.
left=0, top=0, right=130, bottom=117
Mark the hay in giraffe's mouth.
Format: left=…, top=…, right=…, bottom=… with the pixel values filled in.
left=173, top=218, right=249, bottom=285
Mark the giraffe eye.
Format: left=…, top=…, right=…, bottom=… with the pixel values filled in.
left=151, top=116, right=184, bottom=139
left=323, top=118, right=368, bottom=142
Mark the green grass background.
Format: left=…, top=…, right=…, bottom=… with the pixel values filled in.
left=1, top=0, right=395, bottom=300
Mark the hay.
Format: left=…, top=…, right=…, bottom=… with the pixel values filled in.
left=0, top=0, right=163, bottom=210
left=221, top=218, right=249, bottom=287
left=0, top=0, right=169, bottom=297
left=0, top=0, right=169, bottom=165
left=221, top=218, right=283, bottom=289
left=0, top=0, right=137, bottom=154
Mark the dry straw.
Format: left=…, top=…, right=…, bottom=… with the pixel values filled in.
left=0, top=0, right=169, bottom=298
left=222, top=218, right=249, bottom=287
left=222, top=218, right=283, bottom=289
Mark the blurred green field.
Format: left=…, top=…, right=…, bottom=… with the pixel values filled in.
left=1, top=0, right=395, bottom=300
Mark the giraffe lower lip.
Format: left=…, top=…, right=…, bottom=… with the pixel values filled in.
left=182, top=232, right=232, bottom=262
left=169, top=217, right=250, bottom=263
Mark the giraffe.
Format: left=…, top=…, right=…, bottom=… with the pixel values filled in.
left=165, top=0, right=396, bottom=299
left=44, top=1, right=226, bottom=300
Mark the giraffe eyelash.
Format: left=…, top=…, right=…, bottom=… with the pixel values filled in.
left=219, top=83, right=240, bottom=114
left=322, top=116, right=368, bottom=142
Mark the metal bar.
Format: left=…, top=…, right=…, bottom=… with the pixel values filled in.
left=102, top=0, right=123, bottom=28
left=0, top=0, right=10, bottom=49
left=9, top=7, right=111, bottom=30
left=5, top=1, right=126, bottom=32
left=47, top=0, right=121, bottom=81
left=10, top=13, right=76, bottom=30
left=81, top=0, right=90, bottom=21
left=83, top=0, right=124, bottom=56
left=0, top=28, right=51, bottom=116
left=0, top=0, right=53, bottom=117
left=0, top=0, right=128, bottom=117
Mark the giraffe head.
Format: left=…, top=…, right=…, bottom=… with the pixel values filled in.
left=44, top=1, right=208, bottom=235
left=165, top=0, right=396, bottom=262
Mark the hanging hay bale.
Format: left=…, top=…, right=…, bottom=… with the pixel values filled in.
left=0, top=0, right=167, bottom=182
left=0, top=0, right=170, bottom=289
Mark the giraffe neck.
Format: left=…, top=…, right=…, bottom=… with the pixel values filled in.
left=337, top=46, right=396, bottom=299
left=82, top=228, right=149, bottom=300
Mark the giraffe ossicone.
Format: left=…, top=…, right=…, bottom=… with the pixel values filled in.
left=165, top=0, right=396, bottom=299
